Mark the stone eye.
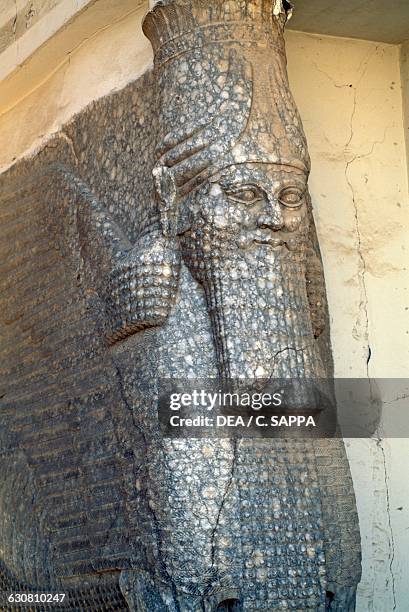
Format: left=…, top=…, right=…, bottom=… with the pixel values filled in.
left=278, top=187, right=305, bottom=208
left=226, top=186, right=262, bottom=205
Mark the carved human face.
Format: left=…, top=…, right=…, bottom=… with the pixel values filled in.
left=178, top=162, right=309, bottom=260
left=177, top=162, right=317, bottom=380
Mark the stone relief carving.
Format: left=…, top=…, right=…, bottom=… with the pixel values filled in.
left=0, top=1, right=361, bottom=610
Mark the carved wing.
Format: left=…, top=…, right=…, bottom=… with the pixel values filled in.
left=0, top=161, right=148, bottom=596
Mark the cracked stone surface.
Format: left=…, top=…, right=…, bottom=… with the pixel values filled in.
left=0, top=1, right=362, bottom=610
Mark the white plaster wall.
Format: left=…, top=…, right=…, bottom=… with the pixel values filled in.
left=401, top=40, right=409, bottom=179
left=286, top=32, right=409, bottom=612
left=0, top=0, right=152, bottom=172
left=0, top=10, right=408, bottom=611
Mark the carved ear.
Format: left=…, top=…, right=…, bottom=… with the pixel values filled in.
left=152, top=164, right=178, bottom=238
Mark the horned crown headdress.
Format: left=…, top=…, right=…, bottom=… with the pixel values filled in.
left=143, top=0, right=293, bottom=66
left=106, top=1, right=309, bottom=341
left=142, top=0, right=308, bottom=235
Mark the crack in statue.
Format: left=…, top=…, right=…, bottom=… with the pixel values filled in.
left=103, top=2, right=361, bottom=610
left=0, top=1, right=362, bottom=610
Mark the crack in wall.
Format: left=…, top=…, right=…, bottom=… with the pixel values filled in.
left=12, top=0, right=17, bottom=37
left=344, top=47, right=378, bottom=150
left=376, top=438, right=397, bottom=611
left=344, top=157, right=370, bottom=377
left=339, top=44, right=399, bottom=611
left=346, top=88, right=358, bottom=149
left=343, top=47, right=385, bottom=379
left=312, top=62, right=353, bottom=89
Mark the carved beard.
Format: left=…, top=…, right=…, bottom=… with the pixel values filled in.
left=180, top=218, right=326, bottom=382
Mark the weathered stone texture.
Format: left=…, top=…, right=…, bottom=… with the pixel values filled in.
left=0, top=1, right=361, bottom=610
left=0, top=73, right=157, bottom=608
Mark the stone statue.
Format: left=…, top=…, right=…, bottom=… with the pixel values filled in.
left=0, top=1, right=361, bottom=610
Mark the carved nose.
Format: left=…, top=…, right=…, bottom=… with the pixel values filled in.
left=257, top=209, right=283, bottom=231
left=257, top=196, right=284, bottom=230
